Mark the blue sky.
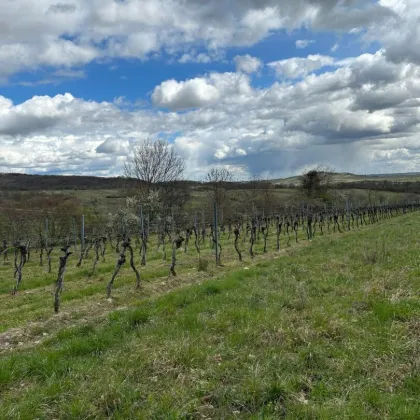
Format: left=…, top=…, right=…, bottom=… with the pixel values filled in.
left=0, top=0, right=419, bottom=179
left=3, top=30, right=372, bottom=104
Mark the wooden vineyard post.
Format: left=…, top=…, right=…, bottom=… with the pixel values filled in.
left=140, top=205, right=146, bottom=266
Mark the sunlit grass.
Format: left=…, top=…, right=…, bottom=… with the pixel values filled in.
left=0, top=212, right=419, bottom=418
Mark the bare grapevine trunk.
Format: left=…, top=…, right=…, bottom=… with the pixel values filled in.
left=90, top=238, right=101, bottom=275
left=46, top=246, right=53, bottom=273
left=193, top=226, right=200, bottom=255
left=107, top=252, right=126, bottom=299
left=276, top=218, right=282, bottom=251
left=234, top=228, right=242, bottom=261
left=2, top=240, right=8, bottom=263
left=76, top=236, right=87, bottom=267
left=294, top=218, right=299, bottom=243
left=184, top=228, right=191, bottom=253
left=101, top=236, right=107, bottom=260
left=54, top=246, right=72, bottom=313
left=262, top=226, right=268, bottom=253
left=83, top=239, right=93, bottom=259
left=12, top=243, right=28, bottom=295
left=106, top=237, right=141, bottom=298
left=127, top=242, right=141, bottom=289
left=249, top=221, right=256, bottom=258
left=169, top=237, right=184, bottom=277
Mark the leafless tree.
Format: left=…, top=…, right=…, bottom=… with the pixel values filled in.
left=124, top=138, right=190, bottom=213
left=205, top=168, right=234, bottom=208
left=125, top=137, right=186, bottom=197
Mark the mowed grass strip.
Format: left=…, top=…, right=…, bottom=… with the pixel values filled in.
left=0, top=213, right=419, bottom=419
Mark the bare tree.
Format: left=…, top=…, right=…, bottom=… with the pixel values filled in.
left=124, top=138, right=188, bottom=209
left=125, top=138, right=185, bottom=188
left=205, top=168, right=234, bottom=208
left=243, top=175, right=276, bottom=211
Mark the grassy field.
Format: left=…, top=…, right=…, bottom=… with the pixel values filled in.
left=273, top=172, right=420, bottom=186
left=36, top=186, right=417, bottom=214
left=4, top=170, right=419, bottom=216
left=1, top=212, right=420, bottom=418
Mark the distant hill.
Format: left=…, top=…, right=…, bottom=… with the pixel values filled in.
left=0, top=173, right=201, bottom=192
left=0, top=171, right=419, bottom=192
left=273, top=172, right=420, bottom=186
left=0, top=173, right=137, bottom=191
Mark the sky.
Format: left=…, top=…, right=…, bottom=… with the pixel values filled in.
left=0, top=0, right=419, bottom=180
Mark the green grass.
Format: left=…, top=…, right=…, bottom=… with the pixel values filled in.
left=1, top=213, right=420, bottom=418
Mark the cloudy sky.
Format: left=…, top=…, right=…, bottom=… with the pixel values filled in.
left=1, top=0, right=419, bottom=179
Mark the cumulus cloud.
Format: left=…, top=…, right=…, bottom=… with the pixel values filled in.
left=1, top=49, right=420, bottom=178
left=0, top=0, right=414, bottom=79
left=268, top=55, right=335, bottom=79
left=152, top=78, right=221, bottom=110
left=96, top=137, right=129, bottom=155
left=367, top=0, right=420, bottom=65
left=1, top=1, right=420, bottom=177
left=152, top=73, right=252, bottom=110
left=234, top=55, right=263, bottom=74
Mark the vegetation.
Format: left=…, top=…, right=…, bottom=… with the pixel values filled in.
left=0, top=173, right=137, bottom=191
left=124, top=138, right=190, bottom=210
left=1, top=162, right=419, bottom=418
left=1, top=211, right=419, bottom=418
left=0, top=171, right=419, bottom=219
left=298, top=166, right=335, bottom=201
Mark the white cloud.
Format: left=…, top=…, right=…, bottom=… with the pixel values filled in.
left=1, top=1, right=420, bottom=177
left=179, top=53, right=212, bottom=64
left=1, top=50, right=420, bottom=178
left=151, top=78, right=221, bottom=110
left=178, top=49, right=225, bottom=64
left=234, top=55, right=263, bottom=74
left=152, top=73, right=252, bottom=110
left=268, top=54, right=335, bottom=79
left=296, top=39, right=315, bottom=49
left=331, top=43, right=339, bottom=52
left=372, top=0, right=420, bottom=65
left=0, top=0, right=412, bottom=79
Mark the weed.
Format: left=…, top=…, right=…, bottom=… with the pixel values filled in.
left=197, top=258, right=209, bottom=272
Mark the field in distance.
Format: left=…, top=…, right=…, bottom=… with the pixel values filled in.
left=1, top=172, right=419, bottom=213
left=273, top=171, right=420, bottom=186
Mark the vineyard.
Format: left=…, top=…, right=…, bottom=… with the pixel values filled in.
left=1, top=198, right=420, bottom=418
left=1, top=201, right=418, bottom=331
